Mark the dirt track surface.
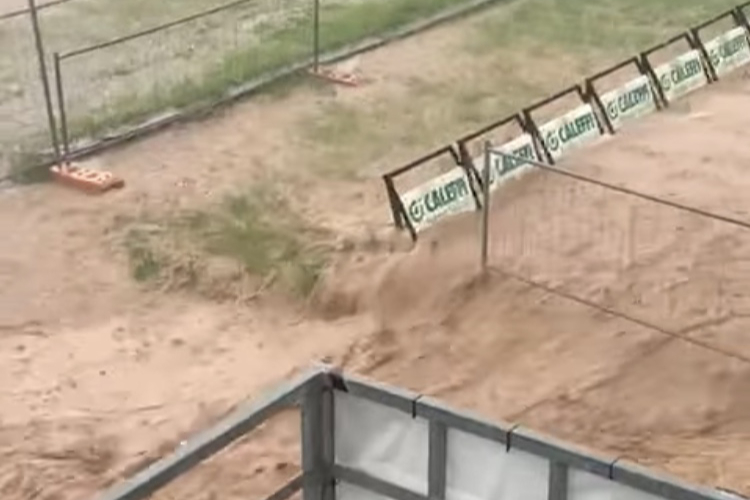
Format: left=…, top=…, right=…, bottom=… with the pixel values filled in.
left=3, top=9, right=750, bottom=500
left=338, top=75, right=750, bottom=491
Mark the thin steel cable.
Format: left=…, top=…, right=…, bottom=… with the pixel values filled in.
left=494, top=151, right=750, bottom=232
left=487, top=265, right=750, bottom=366
left=488, top=150, right=750, bottom=364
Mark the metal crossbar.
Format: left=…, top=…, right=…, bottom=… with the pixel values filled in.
left=93, top=368, right=322, bottom=500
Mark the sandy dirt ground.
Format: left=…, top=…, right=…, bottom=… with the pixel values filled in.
left=3, top=5, right=750, bottom=500
left=340, top=74, right=750, bottom=493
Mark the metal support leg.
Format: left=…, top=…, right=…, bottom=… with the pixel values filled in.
left=548, top=462, right=568, bottom=500
left=428, top=421, right=447, bottom=500
left=302, top=376, right=335, bottom=500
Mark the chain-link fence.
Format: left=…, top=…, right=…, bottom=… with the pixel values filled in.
left=1, top=0, right=497, bottom=180
left=54, top=0, right=316, bottom=155
left=0, top=3, right=59, bottom=178
left=478, top=150, right=750, bottom=363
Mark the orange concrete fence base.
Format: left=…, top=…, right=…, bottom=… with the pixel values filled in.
left=309, top=67, right=360, bottom=87
left=50, top=163, right=125, bottom=194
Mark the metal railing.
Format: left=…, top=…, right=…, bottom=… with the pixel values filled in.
left=92, top=366, right=737, bottom=500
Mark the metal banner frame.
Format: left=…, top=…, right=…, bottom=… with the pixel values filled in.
left=690, top=7, right=750, bottom=82
left=640, top=31, right=710, bottom=107
left=521, top=83, right=601, bottom=165
left=92, top=367, right=740, bottom=500
left=381, top=144, right=464, bottom=241
left=455, top=112, right=528, bottom=192
left=583, top=56, right=660, bottom=135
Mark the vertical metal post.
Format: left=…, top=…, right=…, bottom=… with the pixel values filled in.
left=428, top=421, right=447, bottom=500
left=384, top=176, right=404, bottom=229
left=548, top=462, right=568, bottom=500
left=302, top=376, right=335, bottom=500
left=53, top=52, right=70, bottom=163
left=27, top=0, right=60, bottom=163
left=736, top=6, right=750, bottom=32
left=320, top=384, right=335, bottom=500
left=312, top=0, right=320, bottom=73
left=479, top=141, right=492, bottom=273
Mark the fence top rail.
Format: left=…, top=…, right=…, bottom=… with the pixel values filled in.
left=523, top=83, right=585, bottom=115
left=93, top=367, right=325, bottom=500
left=457, top=112, right=524, bottom=144
left=642, top=31, right=694, bottom=58
left=0, top=0, right=72, bottom=21
left=691, top=7, right=738, bottom=32
left=333, top=370, right=731, bottom=500
left=59, top=0, right=258, bottom=60
left=383, top=144, right=458, bottom=180
left=586, top=56, right=641, bottom=83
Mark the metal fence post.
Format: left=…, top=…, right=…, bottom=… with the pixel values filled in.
left=53, top=52, right=70, bottom=162
left=479, top=141, right=491, bottom=273
left=302, top=376, right=335, bottom=500
left=548, top=462, right=568, bottom=500
left=27, top=0, right=60, bottom=164
left=428, top=421, right=447, bottom=500
left=312, top=0, right=321, bottom=73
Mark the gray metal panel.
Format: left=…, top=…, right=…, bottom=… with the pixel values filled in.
left=334, top=464, right=429, bottom=500
left=337, top=375, right=420, bottom=415
left=335, top=374, right=734, bottom=500
left=509, top=426, right=614, bottom=478
left=428, top=421, right=447, bottom=500
left=612, top=460, right=729, bottom=500
left=548, top=462, right=568, bottom=500
left=93, top=368, right=325, bottom=500
left=415, top=395, right=510, bottom=444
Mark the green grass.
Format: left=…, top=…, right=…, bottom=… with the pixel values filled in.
left=471, top=0, right=743, bottom=56
left=65, top=0, right=478, bottom=142
left=4, top=137, right=57, bottom=184
left=202, top=188, right=327, bottom=296
left=124, top=228, right=168, bottom=282
left=120, top=186, right=328, bottom=297
left=184, top=187, right=329, bottom=297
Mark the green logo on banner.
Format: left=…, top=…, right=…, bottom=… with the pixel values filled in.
left=489, top=142, right=535, bottom=184
left=407, top=177, right=470, bottom=224
left=499, top=143, right=535, bottom=174
left=709, top=32, right=749, bottom=70
left=659, top=58, right=702, bottom=92
left=545, top=112, right=597, bottom=152
left=606, top=83, right=652, bottom=121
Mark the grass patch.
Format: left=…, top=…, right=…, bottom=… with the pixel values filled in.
left=65, top=0, right=477, bottom=142
left=124, top=227, right=168, bottom=282
left=471, top=0, right=742, bottom=56
left=187, top=187, right=329, bottom=297
left=119, top=185, right=329, bottom=298
left=4, top=141, right=57, bottom=184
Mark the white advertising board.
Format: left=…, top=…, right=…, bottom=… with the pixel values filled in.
left=470, top=133, right=537, bottom=194
left=538, top=104, right=601, bottom=160
left=399, top=167, right=476, bottom=233
left=704, top=26, right=750, bottom=77
left=654, top=49, right=708, bottom=101
left=599, top=75, right=657, bottom=130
